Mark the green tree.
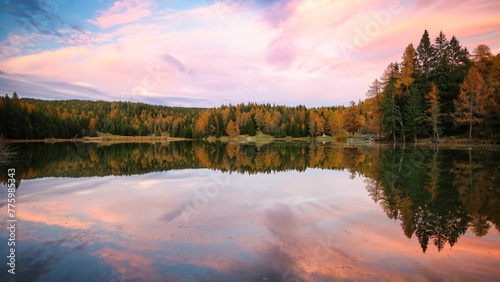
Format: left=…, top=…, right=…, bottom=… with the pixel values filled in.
left=381, top=63, right=400, bottom=142
left=404, top=88, right=425, bottom=142
left=415, top=30, right=435, bottom=80
left=246, top=119, right=256, bottom=136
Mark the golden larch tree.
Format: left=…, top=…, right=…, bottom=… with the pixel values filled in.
left=226, top=120, right=240, bottom=137
left=451, top=67, right=489, bottom=140
left=343, top=101, right=361, bottom=136
left=425, top=83, right=441, bottom=142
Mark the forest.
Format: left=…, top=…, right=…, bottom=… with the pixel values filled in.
left=0, top=30, right=499, bottom=141
left=367, top=30, right=500, bottom=142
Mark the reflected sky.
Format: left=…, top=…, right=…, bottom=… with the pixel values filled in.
left=1, top=168, right=499, bottom=281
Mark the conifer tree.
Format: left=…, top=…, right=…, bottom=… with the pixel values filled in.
left=425, top=83, right=441, bottom=142
left=451, top=68, right=489, bottom=139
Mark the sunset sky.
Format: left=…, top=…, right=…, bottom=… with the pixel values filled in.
left=1, top=0, right=499, bottom=107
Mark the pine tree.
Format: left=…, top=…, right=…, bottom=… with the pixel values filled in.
left=404, top=88, right=425, bottom=142
left=414, top=30, right=435, bottom=104
left=381, top=64, right=400, bottom=142
left=415, top=30, right=435, bottom=80
left=246, top=119, right=256, bottom=136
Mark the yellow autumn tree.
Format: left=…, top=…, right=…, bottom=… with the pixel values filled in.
left=343, top=101, right=361, bottom=136
left=396, top=43, right=415, bottom=97
left=366, top=79, right=383, bottom=138
left=327, top=109, right=344, bottom=136
left=425, top=83, right=441, bottom=142
left=451, top=67, right=489, bottom=140
left=226, top=120, right=240, bottom=137
left=195, top=110, right=211, bottom=136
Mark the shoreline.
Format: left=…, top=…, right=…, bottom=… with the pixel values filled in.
left=0, top=136, right=193, bottom=144
left=1, top=135, right=499, bottom=148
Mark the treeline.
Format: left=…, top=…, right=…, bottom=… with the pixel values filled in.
left=0, top=94, right=203, bottom=139
left=365, top=30, right=500, bottom=141
left=0, top=94, right=366, bottom=140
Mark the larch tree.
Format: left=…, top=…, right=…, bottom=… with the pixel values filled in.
left=396, top=44, right=416, bottom=95
left=472, top=44, right=492, bottom=62
left=327, top=110, right=344, bottom=136
left=343, top=101, right=361, bottom=136
left=425, top=83, right=442, bottom=142
left=395, top=44, right=417, bottom=142
left=308, top=110, right=325, bottom=137
left=366, top=79, right=383, bottom=138
left=451, top=67, right=489, bottom=140
left=226, top=120, right=240, bottom=137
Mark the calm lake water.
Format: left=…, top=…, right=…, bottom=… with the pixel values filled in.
left=0, top=141, right=499, bottom=281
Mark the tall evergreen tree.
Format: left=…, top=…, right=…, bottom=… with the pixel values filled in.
left=415, top=30, right=435, bottom=80
left=426, top=31, right=471, bottom=135
left=404, top=87, right=425, bottom=142
left=381, top=63, right=400, bottom=142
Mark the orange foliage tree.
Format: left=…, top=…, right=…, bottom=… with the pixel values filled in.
left=226, top=120, right=240, bottom=137
left=451, top=67, right=489, bottom=139
left=425, top=83, right=441, bottom=142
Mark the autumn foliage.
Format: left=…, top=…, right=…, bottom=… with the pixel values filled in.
left=366, top=30, right=500, bottom=141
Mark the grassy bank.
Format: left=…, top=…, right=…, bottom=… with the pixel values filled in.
left=1, top=132, right=498, bottom=148
left=0, top=132, right=192, bottom=144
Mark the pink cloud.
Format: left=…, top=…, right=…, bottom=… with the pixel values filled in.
left=88, top=0, right=152, bottom=29
left=1, top=0, right=500, bottom=107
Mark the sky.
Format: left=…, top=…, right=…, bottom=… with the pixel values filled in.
left=0, top=0, right=499, bottom=108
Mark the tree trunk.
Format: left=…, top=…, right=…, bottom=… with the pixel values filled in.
left=469, top=120, right=472, bottom=140
left=435, top=121, right=440, bottom=143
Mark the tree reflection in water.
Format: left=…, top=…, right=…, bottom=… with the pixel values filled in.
left=1, top=141, right=498, bottom=252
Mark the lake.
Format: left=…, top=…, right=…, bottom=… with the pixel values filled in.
left=0, top=141, right=499, bottom=281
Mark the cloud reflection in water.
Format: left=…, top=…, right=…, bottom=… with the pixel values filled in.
left=1, top=168, right=499, bottom=281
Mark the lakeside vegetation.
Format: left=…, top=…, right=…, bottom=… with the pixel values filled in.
left=1, top=30, right=499, bottom=142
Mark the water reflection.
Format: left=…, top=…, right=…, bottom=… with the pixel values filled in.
left=0, top=141, right=377, bottom=179
left=366, top=146, right=500, bottom=253
left=0, top=142, right=499, bottom=281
